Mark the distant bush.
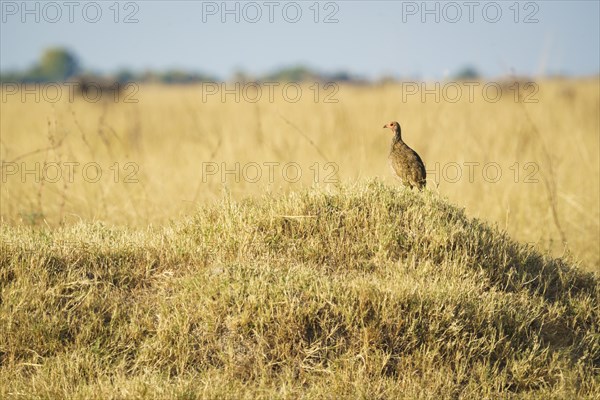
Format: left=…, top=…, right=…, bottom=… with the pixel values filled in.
left=454, top=66, right=480, bottom=80
left=1, top=47, right=79, bottom=83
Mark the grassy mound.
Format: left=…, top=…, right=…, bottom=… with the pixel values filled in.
left=1, top=181, right=598, bottom=399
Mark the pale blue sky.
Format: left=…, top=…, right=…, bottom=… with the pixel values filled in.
left=1, top=0, right=598, bottom=79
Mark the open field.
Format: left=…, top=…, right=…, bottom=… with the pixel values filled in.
left=1, top=79, right=598, bottom=271
left=0, top=79, right=599, bottom=398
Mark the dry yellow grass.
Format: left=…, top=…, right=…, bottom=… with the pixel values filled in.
left=1, top=79, right=598, bottom=271
left=1, top=181, right=599, bottom=398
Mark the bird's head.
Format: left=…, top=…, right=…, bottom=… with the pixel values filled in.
left=383, top=121, right=401, bottom=134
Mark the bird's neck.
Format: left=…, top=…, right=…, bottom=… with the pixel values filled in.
left=391, top=130, right=403, bottom=146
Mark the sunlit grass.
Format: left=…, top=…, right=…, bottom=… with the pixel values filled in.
left=1, top=79, right=598, bottom=270
left=1, top=181, right=598, bottom=398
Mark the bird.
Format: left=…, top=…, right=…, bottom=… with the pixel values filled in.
left=383, top=121, right=426, bottom=190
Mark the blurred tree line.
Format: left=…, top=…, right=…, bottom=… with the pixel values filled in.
left=0, top=48, right=217, bottom=84
left=1, top=47, right=481, bottom=84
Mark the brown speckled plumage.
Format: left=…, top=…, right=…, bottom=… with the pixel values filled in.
left=384, top=121, right=426, bottom=190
